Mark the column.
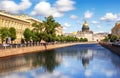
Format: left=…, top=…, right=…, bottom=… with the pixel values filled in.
left=2, top=19, right=5, bottom=27
left=8, top=20, right=10, bottom=28
left=13, top=21, right=16, bottom=28
left=21, top=24, right=24, bottom=39
left=6, top=20, right=9, bottom=28
left=0, top=17, right=2, bottom=27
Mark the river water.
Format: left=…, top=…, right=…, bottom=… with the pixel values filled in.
left=0, top=44, right=120, bottom=78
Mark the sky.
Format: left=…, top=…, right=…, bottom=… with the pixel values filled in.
left=0, top=0, right=120, bottom=33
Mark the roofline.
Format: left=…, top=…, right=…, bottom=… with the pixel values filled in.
left=0, top=12, right=30, bottom=23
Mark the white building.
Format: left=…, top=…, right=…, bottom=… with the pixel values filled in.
left=93, top=33, right=108, bottom=42
left=76, top=21, right=93, bottom=41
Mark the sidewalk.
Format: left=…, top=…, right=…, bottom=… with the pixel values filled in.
left=0, top=42, right=97, bottom=58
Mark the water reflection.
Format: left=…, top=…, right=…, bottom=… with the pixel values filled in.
left=0, top=44, right=120, bottom=78
left=55, top=44, right=120, bottom=78
left=42, top=50, right=61, bottom=72
left=0, top=50, right=61, bottom=75
left=80, top=49, right=93, bottom=69
left=0, top=56, right=30, bottom=75
left=56, top=45, right=94, bottom=69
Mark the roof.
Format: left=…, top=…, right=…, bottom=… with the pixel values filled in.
left=83, top=21, right=89, bottom=28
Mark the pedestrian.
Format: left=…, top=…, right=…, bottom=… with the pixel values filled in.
left=43, top=43, right=47, bottom=49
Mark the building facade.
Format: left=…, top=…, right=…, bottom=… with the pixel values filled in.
left=0, top=11, right=63, bottom=43
left=76, top=21, right=93, bottom=41
left=55, top=26, right=63, bottom=36
left=64, top=21, right=107, bottom=42
left=112, top=22, right=120, bottom=37
left=93, top=33, right=108, bottom=42
left=0, top=12, right=31, bottom=42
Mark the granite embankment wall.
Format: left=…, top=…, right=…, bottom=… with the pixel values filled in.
left=0, top=42, right=95, bottom=58
left=100, top=42, right=120, bottom=56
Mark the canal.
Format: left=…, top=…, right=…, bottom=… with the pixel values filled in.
left=0, top=44, right=120, bottom=78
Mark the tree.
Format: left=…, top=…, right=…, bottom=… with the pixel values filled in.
left=106, top=34, right=118, bottom=42
left=110, top=34, right=118, bottom=42
left=23, top=28, right=32, bottom=42
left=43, top=16, right=60, bottom=42
left=102, top=36, right=109, bottom=42
left=79, top=38, right=88, bottom=42
left=55, top=35, right=80, bottom=42
left=32, top=22, right=44, bottom=33
left=9, top=27, right=16, bottom=42
left=83, top=38, right=88, bottom=42
left=31, top=32, right=39, bottom=42
left=0, top=27, right=9, bottom=43
left=31, top=16, right=61, bottom=42
left=43, top=50, right=59, bottom=72
left=32, top=22, right=44, bottom=42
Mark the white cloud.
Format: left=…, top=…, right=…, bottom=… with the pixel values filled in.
left=64, top=23, right=71, bottom=27
left=31, top=0, right=75, bottom=17
left=35, top=71, right=69, bottom=78
left=94, top=31, right=105, bottom=33
left=55, top=0, right=75, bottom=12
left=63, top=27, right=67, bottom=30
left=100, top=13, right=117, bottom=21
left=91, top=21, right=100, bottom=24
left=106, top=71, right=114, bottom=77
left=0, top=0, right=31, bottom=14
left=70, top=15, right=78, bottom=19
left=85, top=70, right=92, bottom=77
left=84, top=10, right=93, bottom=19
left=3, top=71, right=69, bottom=78
left=101, top=69, right=115, bottom=77
left=97, top=25, right=102, bottom=28
left=117, top=13, right=120, bottom=21
left=31, top=1, right=58, bottom=17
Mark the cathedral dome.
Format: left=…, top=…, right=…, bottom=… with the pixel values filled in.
left=83, top=21, right=89, bottom=28
left=82, top=21, right=89, bottom=32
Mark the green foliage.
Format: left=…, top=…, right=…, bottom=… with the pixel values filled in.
left=31, top=16, right=60, bottom=42
left=32, top=22, right=44, bottom=33
left=31, top=32, right=39, bottom=42
left=102, top=36, right=109, bottom=42
left=25, top=50, right=60, bottom=72
left=32, top=22, right=45, bottom=42
left=79, top=38, right=88, bottom=42
left=110, top=34, right=118, bottom=42
left=55, top=35, right=87, bottom=42
left=30, top=16, right=86, bottom=43
left=103, top=34, right=119, bottom=42
left=0, top=27, right=9, bottom=43
left=43, top=50, right=59, bottom=72
left=43, top=16, right=60, bottom=42
left=9, top=27, right=16, bottom=41
left=23, top=28, right=32, bottom=42
left=44, top=16, right=58, bottom=34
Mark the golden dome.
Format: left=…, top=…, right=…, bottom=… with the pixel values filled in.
left=83, top=21, right=89, bottom=27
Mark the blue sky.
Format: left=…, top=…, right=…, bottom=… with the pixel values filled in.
left=0, top=0, right=120, bottom=33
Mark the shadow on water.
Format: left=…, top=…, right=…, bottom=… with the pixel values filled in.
left=0, top=44, right=120, bottom=78
left=0, top=50, right=60, bottom=75
left=25, top=50, right=60, bottom=72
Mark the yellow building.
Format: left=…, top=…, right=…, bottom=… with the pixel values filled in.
left=0, top=11, right=42, bottom=43
left=0, top=11, right=63, bottom=43
left=55, top=26, right=63, bottom=36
